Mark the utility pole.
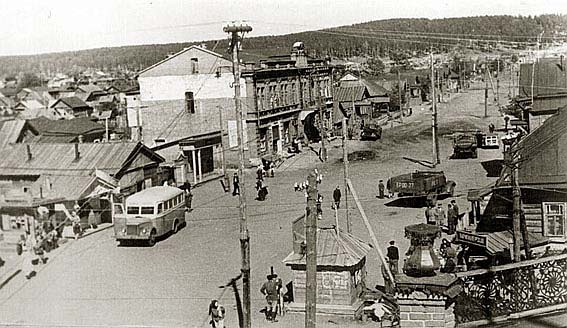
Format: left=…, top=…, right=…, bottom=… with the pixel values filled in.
left=224, top=22, right=253, bottom=328
left=136, top=104, right=142, bottom=142
left=317, top=88, right=327, bottom=162
left=430, top=51, right=439, bottom=166
left=397, top=69, right=403, bottom=123
left=484, top=60, right=489, bottom=118
left=496, top=59, right=500, bottom=107
left=510, top=141, right=522, bottom=262
left=305, top=171, right=318, bottom=328
left=342, top=117, right=350, bottom=233
left=218, top=106, right=229, bottom=191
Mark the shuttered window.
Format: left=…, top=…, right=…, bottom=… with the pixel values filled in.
left=543, top=202, right=566, bottom=237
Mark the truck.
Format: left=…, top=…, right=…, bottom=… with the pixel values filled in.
left=452, top=133, right=478, bottom=158
left=387, top=171, right=456, bottom=200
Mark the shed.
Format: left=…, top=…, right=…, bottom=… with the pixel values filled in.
left=283, top=217, right=372, bottom=316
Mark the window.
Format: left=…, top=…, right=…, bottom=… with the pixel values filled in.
left=543, top=202, right=566, bottom=237
left=185, top=92, right=195, bottom=113
left=127, top=207, right=140, bottom=215
left=164, top=201, right=169, bottom=210
left=141, top=206, right=155, bottom=215
left=114, top=204, right=124, bottom=215
left=158, top=203, right=163, bottom=214
left=191, top=58, right=199, bottom=74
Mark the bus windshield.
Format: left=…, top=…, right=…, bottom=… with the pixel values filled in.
left=127, top=207, right=139, bottom=215
left=140, top=206, right=155, bottom=215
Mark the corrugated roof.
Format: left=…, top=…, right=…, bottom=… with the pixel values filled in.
left=519, top=58, right=567, bottom=98
left=0, top=120, right=27, bottom=150
left=0, top=142, right=147, bottom=176
left=283, top=228, right=371, bottom=267
left=333, top=86, right=367, bottom=102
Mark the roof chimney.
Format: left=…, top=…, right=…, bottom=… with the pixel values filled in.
left=74, top=143, right=81, bottom=161
left=291, top=42, right=308, bottom=68
left=26, top=144, right=32, bottom=161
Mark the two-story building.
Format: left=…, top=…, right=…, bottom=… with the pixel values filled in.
left=242, top=42, right=333, bottom=159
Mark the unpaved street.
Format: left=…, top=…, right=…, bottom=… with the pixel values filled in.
left=0, top=85, right=505, bottom=327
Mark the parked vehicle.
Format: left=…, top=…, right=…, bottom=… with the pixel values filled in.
left=360, top=124, right=382, bottom=141
left=388, top=171, right=456, bottom=199
left=452, top=133, right=478, bottom=158
left=480, top=133, right=499, bottom=149
left=113, top=186, right=186, bottom=246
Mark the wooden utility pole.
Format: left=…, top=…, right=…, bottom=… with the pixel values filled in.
left=397, top=69, right=403, bottom=122
left=430, top=51, right=439, bottom=165
left=317, top=89, right=327, bottom=162
left=224, top=22, right=253, bottom=328
left=305, top=172, right=318, bottom=328
left=342, top=117, right=350, bottom=233
left=218, top=106, right=228, bottom=190
left=496, top=59, right=500, bottom=107
left=510, top=143, right=522, bottom=262
left=484, top=62, right=489, bottom=118
left=347, top=178, right=395, bottom=283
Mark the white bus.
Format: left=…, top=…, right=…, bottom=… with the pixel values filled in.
left=113, top=186, right=186, bottom=246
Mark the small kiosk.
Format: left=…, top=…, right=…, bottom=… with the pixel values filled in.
left=283, top=216, right=371, bottom=316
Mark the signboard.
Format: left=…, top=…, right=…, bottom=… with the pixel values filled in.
left=456, top=230, right=487, bottom=248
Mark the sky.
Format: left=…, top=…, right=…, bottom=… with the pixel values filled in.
left=0, top=0, right=565, bottom=56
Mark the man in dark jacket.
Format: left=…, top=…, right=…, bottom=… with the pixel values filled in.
left=386, top=240, right=399, bottom=275
left=232, top=173, right=240, bottom=196
left=260, top=274, right=280, bottom=322
left=333, top=186, right=341, bottom=209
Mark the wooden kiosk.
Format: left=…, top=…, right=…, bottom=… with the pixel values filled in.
left=282, top=215, right=371, bottom=316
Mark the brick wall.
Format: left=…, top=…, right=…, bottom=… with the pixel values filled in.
left=397, top=291, right=455, bottom=328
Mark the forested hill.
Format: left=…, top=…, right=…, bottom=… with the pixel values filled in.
left=1, top=14, right=566, bottom=77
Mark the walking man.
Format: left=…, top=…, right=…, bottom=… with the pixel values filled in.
left=260, top=274, right=279, bottom=322
left=232, top=172, right=240, bottom=196
left=434, top=203, right=446, bottom=227
left=333, top=185, right=341, bottom=209
left=386, top=240, right=399, bottom=275
left=378, top=180, right=385, bottom=199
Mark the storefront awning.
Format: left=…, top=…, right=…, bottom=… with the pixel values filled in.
left=299, top=110, right=315, bottom=121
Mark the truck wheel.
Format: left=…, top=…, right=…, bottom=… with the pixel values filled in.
left=472, top=149, right=478, bottom=158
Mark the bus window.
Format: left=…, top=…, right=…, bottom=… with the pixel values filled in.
left=141, top=207, right=154, bottom=215
left=127, top=207, right=139, bottom=215
left=173, top=197, right=178, bottom=206
left=157, top=203, right=163, bottom=214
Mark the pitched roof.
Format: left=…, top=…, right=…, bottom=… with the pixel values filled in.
left=333, top=86, right=367, bottom=102
left=0, top=119, right=35, bottom=150
left=0, top=142, right=164, bottom=177
left=283, top=228, right=371, bottom=267
left=519, top=57, right=567, bottom=98
left=137, top=45, right=233, bottom=76
left=76, top=84, right=103, bottom=94
left=51, top=96, right=90, bottom=109
left=27, top=117, right=105, bottom=136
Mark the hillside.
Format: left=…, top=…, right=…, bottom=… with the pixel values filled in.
left=0, top=14, right=565, bottom=77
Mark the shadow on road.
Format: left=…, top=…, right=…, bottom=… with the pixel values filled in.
left=384, top=194, right=452, bottom=208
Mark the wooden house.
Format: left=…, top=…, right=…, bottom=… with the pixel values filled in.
left=283, top=216, right=371, bottom=315
left=461, top=106, right=567, bottom=261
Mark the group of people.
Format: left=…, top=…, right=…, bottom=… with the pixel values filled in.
left=17, top=220, right=60, bottom=280
left=230, top=164, right=272, bottom=201
left=425, top=200, right=460, bottom=234
left=207, top=270, right=286, bottom=327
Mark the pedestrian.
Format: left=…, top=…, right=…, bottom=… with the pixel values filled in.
left=256, top=165, right=264, bottom=181
left=441, top=241, right=456, bottom=273
left=71, top=210, right=81, bottom=240
left=184, top=182, right=193, bottom=210
left=378, top=180, right=385, bottom=199
left=434, top=203, right=446, bottom=227
left=447, top=203, right=455, bottom=235
left=22, top=235, right=35, bottom=279
left=489, top=122, right=495, bottom=133
left=256, top=180, right=268, bottom=201
left=381, top=259, right=393, bottom=294
left=208, top=299, right=225, bottom=328
left=332, top=185, right=341, bottom=209
left=232, top=172, right=240, bottom=196
left=386, top=240, right=399, bottom=275
left=268, top=162, right=275, bottom=178
left=316, top=194, right=323, bottom=220
left=425, top=204, right=435, bottom=225
left=294, top=182, right=300, bottom=192
left=260, top=274, right=279, bottom=322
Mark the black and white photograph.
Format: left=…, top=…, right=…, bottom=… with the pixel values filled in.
left=0, top=1, right=566, bottom=327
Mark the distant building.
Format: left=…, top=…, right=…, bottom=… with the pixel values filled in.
left=50, top=96, right=93, bottom=119
left=518, top=57, right=567, bottom=131
left=26, top=116, right=107, bottom=143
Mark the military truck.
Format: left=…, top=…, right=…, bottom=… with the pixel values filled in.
left=452, top=133, right=478, bottom=158
left=387, top=171, right=456, bottom=199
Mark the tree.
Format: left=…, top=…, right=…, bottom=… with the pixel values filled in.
left=367, top=57, right=385, bottom=76
left=17, top=72, right=42, bottom=90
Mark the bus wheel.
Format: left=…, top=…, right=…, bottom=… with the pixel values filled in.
left=148, top=230, right=157, bottom=247
left=173, top=220, right=179, bottom=233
